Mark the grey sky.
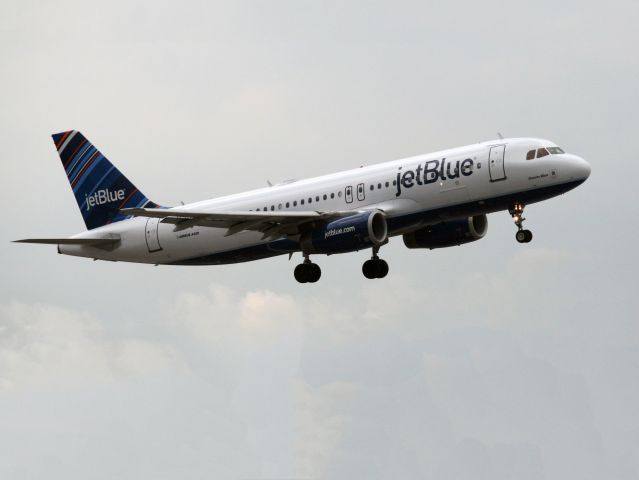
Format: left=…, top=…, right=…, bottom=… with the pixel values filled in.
left=1, top=0, right=638, bottom=478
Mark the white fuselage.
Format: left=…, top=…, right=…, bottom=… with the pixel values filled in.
left=60, top=137, right=591, bottom=265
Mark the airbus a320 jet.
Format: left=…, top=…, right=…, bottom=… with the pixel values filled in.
left=15, top=131, right=591, bottom=283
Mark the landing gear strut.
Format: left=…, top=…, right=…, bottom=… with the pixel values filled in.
left=294, top=255, right=321, bottom=283
left=510, top=202, right=533, bottom=243
left=362, top=246, right=389, bottom=279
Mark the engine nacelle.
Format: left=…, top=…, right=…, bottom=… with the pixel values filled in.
left=305, top=210, right=388, bottom=254
left=403, top=214, right=488, bottom=249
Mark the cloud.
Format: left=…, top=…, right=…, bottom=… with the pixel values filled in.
left=159, top=273, right=625, bottom=479
left=294, top=380, right=360, bottom=479
left=0, top=255, right=637, bottom=479
left=166, top=248, right=569, bottom=350
left=0, top=300, right=260, bottom=479
left=170, top=284, right=301, bottom=345
left=0, top=301, right=184, bottom=391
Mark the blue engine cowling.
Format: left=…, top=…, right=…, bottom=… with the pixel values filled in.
left=304, top=210, right=388, bottom=254
left=403, top=214, right=488, bottom=249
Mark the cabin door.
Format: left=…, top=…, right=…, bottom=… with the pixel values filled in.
left=145, top=218, right=162, bottom=252
left=488, top=145, right=507, bottom=181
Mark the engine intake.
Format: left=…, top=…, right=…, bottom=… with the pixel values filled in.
left=403, top=214, right=488, bottom=249
left=305, top=210, right=388, bottom=254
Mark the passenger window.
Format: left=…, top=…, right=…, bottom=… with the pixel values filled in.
left=323, top=194, right=327, bottom=200
left=385, top=181, right=389, bottom=188
left=537, top=148, right=549, bottom=158
left=270, top=205, right=274, bottom=211
left=278, top=203, right=282, bottom=210
left=392, top=180, right=397, bottom=186
left=286, top=202, right=290, bottom=208
left=338, top=191, right=342, bottom=197
left=526, top=150, right=535, bottom=160
left=370, top=184, right=374, bottom=191
left=301, top=199, right=304, bottom=205
left=377, top=183, right=381, bottom=189
left=330, top=193, right=335, bottom=199
left=316, top=196, right=319, bottom=202
left=308, top=198, right=312, bottom=204
left=293, top=200, right=297, bottom=206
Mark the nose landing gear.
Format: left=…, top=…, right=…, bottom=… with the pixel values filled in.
left=510, top=203, right=533, bottom=243
left=294, top=255, right=321, bottom=283
left=362, top=246, right=389, bottom=279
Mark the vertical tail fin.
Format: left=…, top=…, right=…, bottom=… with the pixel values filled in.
left=52, top=130, right=161, bottom=230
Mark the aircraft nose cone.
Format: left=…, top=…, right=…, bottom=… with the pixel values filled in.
left=568, top=154, right=591, bottom=181
left=575, top=156, right=591, bottom=180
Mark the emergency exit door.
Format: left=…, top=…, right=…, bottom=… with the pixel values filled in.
left=357, top=183, right=365, bottom=201
left=345, top=185, right=353, bottom=203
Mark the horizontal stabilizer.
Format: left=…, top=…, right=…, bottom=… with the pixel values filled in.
left=13, top=236, right=120, bottom=246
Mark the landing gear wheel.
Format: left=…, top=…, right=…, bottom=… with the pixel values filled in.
left=294, top=264, right=309, bottom=283
left=515, top=230, right=527, bottom=243
left=362, top=259, right=378, bottom=279
left=377, top=259, right=389, bottom=278
left=515, top=229, right=533, bottom=243
left=294, top=261, right=321, bottom=283
left=362, top=258, right=389, bottom=279
left=308, top=263, right=321, bottom=283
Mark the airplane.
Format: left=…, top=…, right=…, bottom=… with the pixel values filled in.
left=15, top=131, right=591, bottom=283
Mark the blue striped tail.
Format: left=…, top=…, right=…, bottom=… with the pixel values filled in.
left=52, top=130, right=161, bottom=230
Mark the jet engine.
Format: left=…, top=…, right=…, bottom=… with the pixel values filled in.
left=304, top=210, right=388, bottom=254
left=403, top=214, right=488, bottom=249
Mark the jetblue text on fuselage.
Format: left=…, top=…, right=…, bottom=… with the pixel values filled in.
left=84, top=189, right=125, bottom=210
left=395, top=158, right=474, bottom=197
left=324, top=225, right=356, bottom=239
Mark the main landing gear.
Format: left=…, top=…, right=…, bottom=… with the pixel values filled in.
left=294, top=256, right=321, bottom=283
left=362, top=246, right=389, bottom=279
left=510, top=202, right=533, bottom=243
left=293, top=247, right=390, bottom=283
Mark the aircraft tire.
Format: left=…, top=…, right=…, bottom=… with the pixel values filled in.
left=309, top=263, right=321, bottom=283
left=294, top=264, right=309, bottom=283
left=377, top=259, right=389, bottom=278
left=362, top=259, right=379, bottom=279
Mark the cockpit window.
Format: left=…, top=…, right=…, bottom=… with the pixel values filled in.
left=527, top=146, right=565, bottom=160
left=547, top=147, right=565, bottom=154
left=537, top=148, right=549, bottom=158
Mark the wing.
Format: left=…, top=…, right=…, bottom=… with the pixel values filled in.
left=120, top=207, right=355, bottom=240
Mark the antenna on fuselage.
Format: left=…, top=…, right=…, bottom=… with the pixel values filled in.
left=267, top=180, right=273, bottom=187
left=497, top=132, right=504, bottom=140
